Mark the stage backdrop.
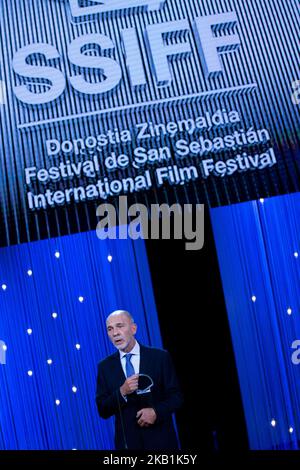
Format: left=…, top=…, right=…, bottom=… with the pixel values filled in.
left=0, top=231, right=162, bottom=449
left=0, top=0, right=299, bottom=246
left=211, top=192, right=300, bottom=450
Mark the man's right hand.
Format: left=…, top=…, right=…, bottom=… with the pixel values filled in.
left=120, top=374, right=139, bottom=396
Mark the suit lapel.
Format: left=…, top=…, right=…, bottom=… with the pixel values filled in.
left=111, top=352, right=126, bottom=385
left=139, top=344, right=149, bottom=374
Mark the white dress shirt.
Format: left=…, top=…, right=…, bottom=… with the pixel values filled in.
left=119, top=341, right=140, bottom=377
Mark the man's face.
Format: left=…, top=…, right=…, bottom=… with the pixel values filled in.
left=106, top=313, right=137, bottom=352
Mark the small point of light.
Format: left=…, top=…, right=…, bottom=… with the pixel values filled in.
left=1, top=284, right=7, bottom=291
left=2, top=344, right=7, bottom=351
left=271, top=419, right=276, bottom=427
left=252, top=295, right=257, bottom=302
left=55, top=399, right=60, bottom=406
left=47, top=359, right=53, bottom=365
left=27, top=269, right=33, bottom=276
left=27, top=370, right=33, bottom=376
left=54, top=251, right=60, bottom=259
left=289, top=427, right=294, bottom=434
left=72, top=448, right=77, bottom=450
left=52, top=312, right=58, bottom=319
left=287, top=308, right=292, bottom=315
left=294, top=252, right=299, bottom=259
left=27, top=328, right=33, bottom=335
left=72, top=386, right=77, bottom=393
left=78, top=296, right=84, bottom=303
left=75, top=343, right=81, bottom=350
left=259, top=198, right=265, bottom=204
left=107, top=255, right=113, bottom=263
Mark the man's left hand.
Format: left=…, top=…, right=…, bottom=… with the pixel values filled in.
left=136, top=408, right=157, bottom=427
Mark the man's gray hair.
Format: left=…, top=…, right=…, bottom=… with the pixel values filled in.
left=106, top=309, right=135, bottom=323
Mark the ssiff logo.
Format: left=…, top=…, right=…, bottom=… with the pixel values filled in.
left=69, top=0, right=166, bottom=18
left=0, top=340, right=7, bottom=365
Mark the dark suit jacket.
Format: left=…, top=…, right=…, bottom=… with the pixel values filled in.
left=96, top=344, right=183, bottom=450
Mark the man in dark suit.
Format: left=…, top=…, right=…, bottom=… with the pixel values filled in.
left=96, top=309, right=183, bottom=450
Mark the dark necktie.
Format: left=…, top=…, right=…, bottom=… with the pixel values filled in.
left=125, top=353, right=135, bottom=377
